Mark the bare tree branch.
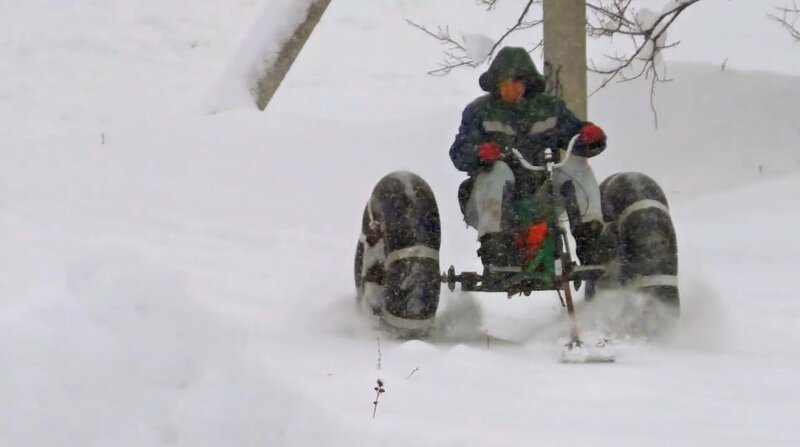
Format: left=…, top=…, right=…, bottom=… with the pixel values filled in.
left=487, top=0, right=544, bottom=58
left=407, top=0, right=543, bottom=76
left=585, top=0, right=701, bottom=127
left=405, top=21, right=483, bottom=75
left=587, top=1, right=700, bottom=87
left=478, top=0, right=501, bottom=10
left=770, top=1, right=800, bottom=41
left=409, top=0, right=701, bottom=83
left=409, top=0, right=704, bottom=125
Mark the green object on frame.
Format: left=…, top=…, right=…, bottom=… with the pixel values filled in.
left=523, top=236, right=556, bottom=287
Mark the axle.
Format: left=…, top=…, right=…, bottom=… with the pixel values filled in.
left=441, top=264, right=606, bottom=295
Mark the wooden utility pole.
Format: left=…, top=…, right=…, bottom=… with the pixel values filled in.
left=543, top=0, right=587, bottom=120
left=255, top=0, right=332, bottom=111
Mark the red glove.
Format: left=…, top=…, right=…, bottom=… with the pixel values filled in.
left=477, top=142, right=502, bottom=163
left=580, top=124, right=606, bottom=146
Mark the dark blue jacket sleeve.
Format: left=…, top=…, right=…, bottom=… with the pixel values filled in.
left=449, top=102, right=484, bottom=173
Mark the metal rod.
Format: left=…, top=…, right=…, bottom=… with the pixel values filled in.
left=560, top=232, right=582, bottom=346
left=564, top=284, right=581, bottom=345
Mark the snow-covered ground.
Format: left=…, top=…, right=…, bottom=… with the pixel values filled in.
left=1, top=0, right=799, bottom=445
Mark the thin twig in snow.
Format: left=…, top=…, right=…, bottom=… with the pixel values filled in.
left=372, top=379, right=386, bottom=419
left=376, top=336, right=382, bottom=371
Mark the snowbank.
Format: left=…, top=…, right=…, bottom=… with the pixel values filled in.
left=1, top=0, right=799, bottom=446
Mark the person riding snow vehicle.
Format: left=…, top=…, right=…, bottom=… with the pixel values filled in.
left=450, top=46, right=607, bottom=286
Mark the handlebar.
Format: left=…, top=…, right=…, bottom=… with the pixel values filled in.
left=509, top=134, right=581, bottom=172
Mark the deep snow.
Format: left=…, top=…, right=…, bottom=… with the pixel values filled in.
left=1, top=0, right=799, bottom=446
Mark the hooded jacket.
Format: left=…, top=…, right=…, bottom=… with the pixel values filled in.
left=449, top=47, right=605, bottom=173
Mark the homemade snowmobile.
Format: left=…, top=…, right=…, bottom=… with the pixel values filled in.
left=354, top=135, right=678, bottom=361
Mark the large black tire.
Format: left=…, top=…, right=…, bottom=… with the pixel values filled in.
left=599, top=172, right=679, bottom=311
left=354, top=171, right=441, bottom=336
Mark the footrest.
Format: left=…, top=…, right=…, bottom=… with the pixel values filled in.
left=442, top=266, right=482, bottom=291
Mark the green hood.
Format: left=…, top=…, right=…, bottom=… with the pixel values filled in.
left=479, top=47, right=544, bottom=94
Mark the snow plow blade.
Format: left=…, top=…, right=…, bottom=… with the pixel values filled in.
left=559, top=339, right=616, bottom=363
